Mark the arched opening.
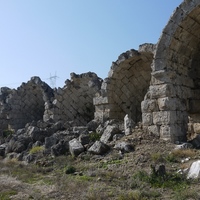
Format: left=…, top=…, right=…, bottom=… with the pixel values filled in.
left=94, top=44, right=154, bottom=123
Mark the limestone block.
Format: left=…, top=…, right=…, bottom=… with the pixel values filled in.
left=147, top=125, right=160, bottom=137
left=187, top=160, right=200, bottom=179
left=141, top=99, right=158, bottom=113
left=100, top=125, right=121, bottom=144
left=69, top=138, right=84, bottom=157
left=157, top=97, right=186, bottom=111
left=153, top=111, right=177, bottom=125
left=114, top=141, right=134, bottom=153
left=160, top=124, right=186, bottom=142
left=193, top=123, right=200, bottom=134
left=160, top=125, right=173, bottom=141
left=142, top=112, right=153, bottom=126
left=148, top=84, right=176, bottom=99
left=124, top=114, right=135, bottom=136
left=88, top=141, right=110, bottom=155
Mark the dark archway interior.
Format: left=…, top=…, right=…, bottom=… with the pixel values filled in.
left=108, top=52, right=152, bottom=123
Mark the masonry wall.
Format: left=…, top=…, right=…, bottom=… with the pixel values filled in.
left=142, top=0, right=200, bottom=142
left=94, top=43, right=155, bottom=123
left=2, top=77, right=54, bottom=131
left=44, top=72, right=102, bottom=125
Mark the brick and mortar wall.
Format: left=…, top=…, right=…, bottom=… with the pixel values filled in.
left=94, top=43, right=155, bottom=123
left=142, top=0, right=200, bottom=142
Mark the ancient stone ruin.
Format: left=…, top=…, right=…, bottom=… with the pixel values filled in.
left=94, top=43, right=155, bottom=124
left=142, top=0, right=200, bottom=142
left=0, top=0, right=200, bottom=161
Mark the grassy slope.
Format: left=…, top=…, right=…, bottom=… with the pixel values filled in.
left=0, top=130, right=200, bottom=200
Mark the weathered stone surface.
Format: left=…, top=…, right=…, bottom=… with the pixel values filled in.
left=51, top=140, right=68, bottom=157
left=5, top=136, right=31, bottom=154
left=94, top=45, right=154, bottom=123
left=88, top=141, right=110, bottom=155
left=26, top=126, right=51, bottom=142
left=45, top=72, right=102, bottom=126
left=114, top=141, right=134, bottom=153
left=87, top=120, right=99, bottom=131
left=193, top=123, right=200, bottom=134
left=45, top=136, right=58, bottom=149
left=187, top=160, right=200, bottom=179
left=69, top=138, right=84, bottom=157
left=124, top=114, right=135, bottom=136
left=100, top=125, right=121, bottom=144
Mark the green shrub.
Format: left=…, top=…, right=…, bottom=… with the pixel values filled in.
left=3, top=129, right=14, bottom=138
left=133, top=169, right=190, bottom=191
left=89, top=132, right=101, bottom=142
left=29, top=146, right=44, bottom=154
left=65, top=165, right=76, bottom=174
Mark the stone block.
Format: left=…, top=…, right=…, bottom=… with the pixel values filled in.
left=157, top=97, right=186, bottom=111
left=88, top=141, right=110, bottom=155
left=141, top=99, right=158, bottom=113
left=142, top=112, right=152, bottom=125
left=100, top=125, right=121, bottom=144
left=147, top=125, right=160, bottom=137
left=153, top=111, right=177, bottom=125
left=193, top=123, right=200, bottom=134
left=160, top=124, right=186, bottom=142
left=148, top=84, right=176, bottom=99
left=69, top=138, right=84, bottom=157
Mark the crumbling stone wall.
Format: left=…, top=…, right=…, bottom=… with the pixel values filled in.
left=44, top=72, right=102, bottom=125
left=94, top=43, right=155, bottom=123
left=142, top=0, right=200, bottom=142
left=0, top=77, right=54, bottom=132
left=0, top=87, right=13, bottom=135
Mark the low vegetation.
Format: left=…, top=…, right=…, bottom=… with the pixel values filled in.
left=0, top=135, right=200, bottom=199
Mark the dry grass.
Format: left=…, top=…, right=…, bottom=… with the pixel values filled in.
left=0, top=135, right=200, bottom=199
left=171, top=149, right=196, bottom=159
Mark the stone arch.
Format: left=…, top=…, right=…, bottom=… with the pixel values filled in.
left=94, top=43, right=155, bottom=123
left=142, top=0, right=200, bottom=142
left=44, top=72, right=102, bottom=125
left=5, top=77, right=54, bottom=131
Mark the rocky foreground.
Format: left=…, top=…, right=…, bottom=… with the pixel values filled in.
left=1, top=118, right=200, bottom=199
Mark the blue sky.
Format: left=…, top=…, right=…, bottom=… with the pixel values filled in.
left=0, top=0, right=183, bottom=88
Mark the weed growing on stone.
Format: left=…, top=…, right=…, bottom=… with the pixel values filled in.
left=89, top=132, right=101, bottom=142
left=29, top=146, right=44, bottom=154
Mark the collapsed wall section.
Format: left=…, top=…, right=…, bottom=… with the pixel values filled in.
left=94, top=43, right=155, bottom=123
left=142, top=0, right=200, bottom=142
left=0, top=77, right=54, bottom=132
left=44, top=72, right=102, bottom=125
